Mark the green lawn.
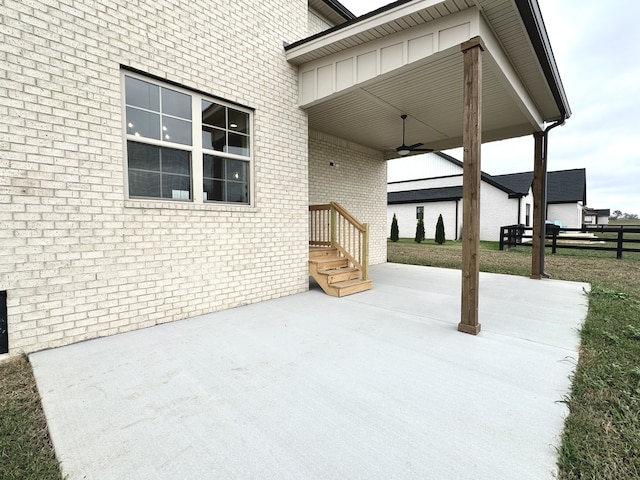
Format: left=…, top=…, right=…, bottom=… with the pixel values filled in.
left=0, top=355, right=63, bottom=480
left=389, top=239, right=640, bottom=479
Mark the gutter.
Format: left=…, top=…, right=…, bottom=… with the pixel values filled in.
left=322, top=0, right=358, bottom=21
left=514, top=0, right=571, bottom=121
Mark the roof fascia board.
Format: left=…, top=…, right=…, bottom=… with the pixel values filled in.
left=514, top=0, right=571, bottom=120
left=321, top=0, right=356, bottom=21
left=286, top=0, right=439, bottom=62
left=388, top=173, right=463, bottom=185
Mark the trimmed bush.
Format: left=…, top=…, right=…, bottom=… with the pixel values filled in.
left=390, top=214, right=399, bottom=242
left=435, top=214, right=445, bottom=244
left=414, top=218, right=425, bottom=243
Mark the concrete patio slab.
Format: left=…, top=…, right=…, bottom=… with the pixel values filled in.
left=30, top=263, right=589, bottom=479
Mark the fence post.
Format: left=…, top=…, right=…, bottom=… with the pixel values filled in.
left=551, top=228, right=558, bottom=254
left=499, top=227, right=505, bottom=250
left=617, top=228, right=623, bottom=259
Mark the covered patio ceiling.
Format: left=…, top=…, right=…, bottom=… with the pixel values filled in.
left=286, top=0, right=570, bottom=158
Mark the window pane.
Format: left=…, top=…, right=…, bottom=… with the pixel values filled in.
left=201, top=101, right=225, bottom=128
left=226, top=182, right=248, bottom=203
left=203, top=154, right=224, bottom=179
left=161, top=116, right=192, bottom=145
left=161, top=148, right=190, bottom=175
left=129, top=170, right=161, bottom=198
left=126, top=107, right=161, bottom=140
left=225, top=159, right=247, bottom=182
left=127, top=142, right=160, bottom=171
left=203, top=178, right=224, bottom=201
left=228, top=109, right=249, bottom=134
left=203, top=155, right=214, bottom=179
left=162, top=174, right=191, bottom=200
left=125, top=76, right=160, bottom=111
left=211, top=128, right=226, bottom=152
left=202, top=126, right=226, bottom=152
left=161, top=87, right=191, bottom=119
left=228, top=133, right=249, bottom=156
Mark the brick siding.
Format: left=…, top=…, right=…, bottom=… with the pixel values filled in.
left=1, top=0, right=312, bottom=354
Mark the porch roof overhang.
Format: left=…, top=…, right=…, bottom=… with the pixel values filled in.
left=286, top=0, right=570, bottom=159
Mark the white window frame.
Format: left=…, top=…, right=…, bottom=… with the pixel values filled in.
left=121, top=70, right=254, bottom=206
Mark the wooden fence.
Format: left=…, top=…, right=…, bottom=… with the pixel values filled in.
left=499, top=224, right=640, bottom=259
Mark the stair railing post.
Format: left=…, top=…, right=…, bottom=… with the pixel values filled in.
left=330, top=205, right=337, bottom=249
left=362, top=223, right=369, bottom=280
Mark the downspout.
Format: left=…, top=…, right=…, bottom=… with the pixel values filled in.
left=538, top=118, right=565, bottom=278
left=517, top=197, right=522, bottom=225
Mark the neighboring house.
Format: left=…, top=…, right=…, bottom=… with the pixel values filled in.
left=387, top=153, right=588, bottom=241
left=1, top=0, right=570, bottom=355
left=388, top=152, right=533, bottom=241
left=583, top=208, right=611, bottom=226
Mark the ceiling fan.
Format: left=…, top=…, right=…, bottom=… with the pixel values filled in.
left=395, top=114, right=433, bottom=156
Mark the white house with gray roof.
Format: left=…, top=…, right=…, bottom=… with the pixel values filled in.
left=388, top=152, right=588, bottom=241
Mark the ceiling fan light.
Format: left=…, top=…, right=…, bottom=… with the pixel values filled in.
left=398, top=149, right=410, bottom=156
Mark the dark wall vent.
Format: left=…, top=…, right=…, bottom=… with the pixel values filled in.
left=0, top=291, right=7, bottom=354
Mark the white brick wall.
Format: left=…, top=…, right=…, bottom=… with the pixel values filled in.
left=1, top=0, right=312, bottom=354
left=308, top=131, right=387, bottom=265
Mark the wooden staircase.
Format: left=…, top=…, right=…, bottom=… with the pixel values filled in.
left=309, top=246, right=372, bottom=297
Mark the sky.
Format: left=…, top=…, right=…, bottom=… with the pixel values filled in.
left=340, top=0, right=640, bottom=216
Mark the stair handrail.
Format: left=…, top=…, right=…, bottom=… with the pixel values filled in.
left=309, top=202, right=369, bottom=280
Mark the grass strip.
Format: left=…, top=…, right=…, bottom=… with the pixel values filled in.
left=0, top=355, right=63, bottom=480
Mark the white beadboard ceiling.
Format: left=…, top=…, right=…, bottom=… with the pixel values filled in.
left=290, top=0, right=567, bottom=158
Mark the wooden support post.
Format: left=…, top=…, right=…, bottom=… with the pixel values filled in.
left=531, top=132, right=545, bottom=279
left=458, top=37, right=484, bottom=336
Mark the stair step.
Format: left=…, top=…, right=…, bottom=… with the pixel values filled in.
left=309, top=247, right=338, bottom=259
left=308, top=246, right=371, bottom=298
left=320, top=267, right=361, bottom=284
left=332, top=279, right=373, bottom=297
left=310, top=257, right=349, bottom=270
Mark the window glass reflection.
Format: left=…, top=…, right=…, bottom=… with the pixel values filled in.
left=161, top=87, right=191, bottom=119
left=125, top=76, right=160, bottom=111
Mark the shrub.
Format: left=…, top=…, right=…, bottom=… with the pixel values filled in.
left=390, top=214, right=399, bottom=242
left=435, top=214, right=445, bottom=244
left=414, top=218, right=425, bottom=243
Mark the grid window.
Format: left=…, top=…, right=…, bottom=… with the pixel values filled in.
left=127, top=143, right=191, bottom=200
left=123, top=72, right=252, bottom=204
left=416, top=206, right=424, bottom=220
left=203, top=156, right=249, bottom=203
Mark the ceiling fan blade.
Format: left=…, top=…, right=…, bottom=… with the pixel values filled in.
left=396, top=115, right=434, bottom=155
left=411, top=148, right=434, bottom=153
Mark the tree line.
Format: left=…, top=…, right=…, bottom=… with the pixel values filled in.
left=610, top=210, right=638, bottom=220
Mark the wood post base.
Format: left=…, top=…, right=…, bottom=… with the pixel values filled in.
left=457, top=323, right=482, bottom=335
